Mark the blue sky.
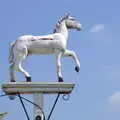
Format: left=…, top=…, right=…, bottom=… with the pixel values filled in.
left=0, top=0, right=120, bottom=120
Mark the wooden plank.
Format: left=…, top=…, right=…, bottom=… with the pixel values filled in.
left=2, top=82, right=75, bottom=94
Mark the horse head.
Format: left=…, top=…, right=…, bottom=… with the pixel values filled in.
left=53, top=13, right=82, bottom=33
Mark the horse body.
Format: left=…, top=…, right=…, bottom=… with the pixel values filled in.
left=28, top=34, right=66, bottom=55
left=9, top=13, right=82, bottom=82
left=13, top=33, right=66, bottom=55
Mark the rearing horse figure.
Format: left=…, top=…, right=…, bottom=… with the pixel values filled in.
left=9, top=13, right=82, bottom=82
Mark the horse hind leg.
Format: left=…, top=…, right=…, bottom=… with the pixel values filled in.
left=18, top=62, right=32, bottom=82
left=14, top=48, right=31, bottom=82
left=9, top=62, right=16, bottom=82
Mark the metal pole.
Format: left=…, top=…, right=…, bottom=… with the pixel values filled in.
left=47, top=93, right=60, bottom=120
left=33, top=93, right=44, bottom=120
left=18, top=94, right=30, bottom=120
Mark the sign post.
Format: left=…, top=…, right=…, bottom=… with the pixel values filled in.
left=2, top=82, right=75, bottom=120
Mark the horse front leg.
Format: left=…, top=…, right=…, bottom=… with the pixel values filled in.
left=56, top=52, right=63, bottom=82
left=63, top=49, right=80, bottom=72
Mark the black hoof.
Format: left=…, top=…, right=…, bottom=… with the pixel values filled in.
left=58, top=77, right=63, bottom=82
left=75, top=66, right=80, bottom=72
left=26, top=76, right=32, bottom=82
left=10, top=80, right=16, bottom=82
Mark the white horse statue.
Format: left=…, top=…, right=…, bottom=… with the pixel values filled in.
left=9, top=13, right=82, bottom=82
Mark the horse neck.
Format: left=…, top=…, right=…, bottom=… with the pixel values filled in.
left=59, top=21, right=68, bottom=41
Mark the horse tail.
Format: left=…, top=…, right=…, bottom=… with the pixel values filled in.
left=9, top=41, right=16, bottom=64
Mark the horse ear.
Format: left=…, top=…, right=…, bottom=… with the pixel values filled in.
left=59, top=13, right=71, bottom=22
left=65, top=12, right=71, bottom=18
left=67, top=12, right=70, bottom=16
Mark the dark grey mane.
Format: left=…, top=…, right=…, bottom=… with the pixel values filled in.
left=58, top=13, right=70, bottom=24
left=53, top=14, right=70, bottom=33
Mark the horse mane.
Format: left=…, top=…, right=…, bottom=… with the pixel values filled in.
left=58, top=13, right=70, bottom=23
left=53, top=13, right=70, bottom=33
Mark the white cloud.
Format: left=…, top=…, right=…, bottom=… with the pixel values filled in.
left=108, top=92, right=120, bottom=105
left=102, top=93, right=120, bottom=120
left=90, top=24, right=104, bottom=33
